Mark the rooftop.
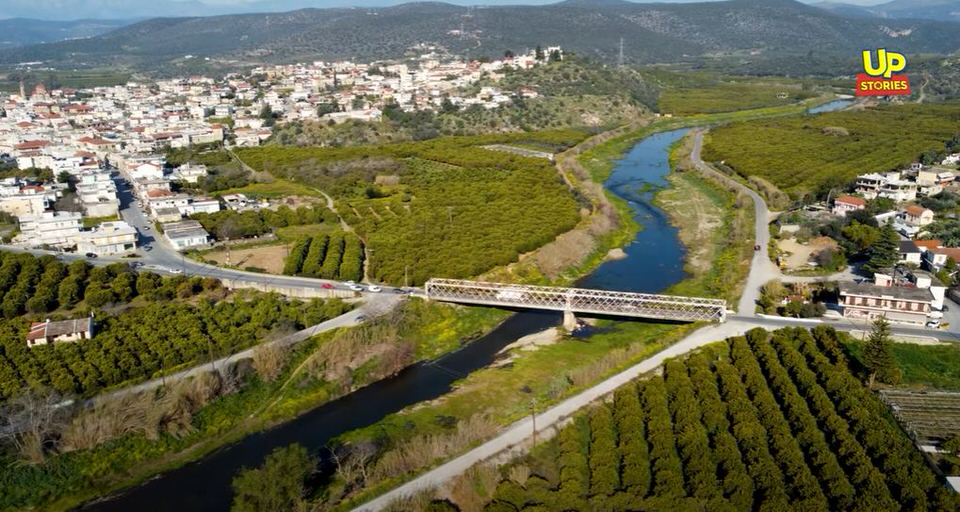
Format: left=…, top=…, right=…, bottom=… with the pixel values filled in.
left=839, top=281, right=934, bottom=302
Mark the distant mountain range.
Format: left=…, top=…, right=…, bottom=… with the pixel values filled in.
left=3, top=0, right=960, bottom=72
left=0, top=18, right=134, bottom=48
left=814, top=0, right=960, bottom=21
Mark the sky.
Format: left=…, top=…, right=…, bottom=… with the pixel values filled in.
left=0, top=0, right=894, bottom=21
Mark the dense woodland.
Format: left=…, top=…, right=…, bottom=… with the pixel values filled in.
left=0, top=251, right=350, bottom=399
left=703, top=104, right=960, bottom=198
left=236, top=131, right=587, bottom=285
left=283, top=232, right=364, bottom=282
left=478, top=327, right=957, bottom=512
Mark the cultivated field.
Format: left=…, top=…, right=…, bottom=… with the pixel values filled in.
left=702, top=103, right=960, bottom=197
left=472, top=327, right=958, bottom=511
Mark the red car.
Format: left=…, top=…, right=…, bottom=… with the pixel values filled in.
left=321, top=283, right=334, bottom=289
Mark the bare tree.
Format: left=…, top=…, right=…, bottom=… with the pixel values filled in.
left=0, top=388, right=67, bottom=464
left=252, top=343, right=288, bottom=382
left=330, top=440, right=378, bottom=490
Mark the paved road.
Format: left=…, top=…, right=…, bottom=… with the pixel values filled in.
left=91, top=293, right=402, bottom=404
left=689, top=130, right=777, bottom=315
left=353, top=320, right=755, bottom=511
left=3, top=176, right=409, bottom=297
left=356, top=129, right=959, bottom=511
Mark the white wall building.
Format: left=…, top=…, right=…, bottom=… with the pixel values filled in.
left=75, top=221, right=137, bottom=255
left=18, top=211, right=82, bottom=247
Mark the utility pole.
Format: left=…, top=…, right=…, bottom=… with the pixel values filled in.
left=531, top=397, right=538, bottom=447
left=618, top=37, right=625, bottom=68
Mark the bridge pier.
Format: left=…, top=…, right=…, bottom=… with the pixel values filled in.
left=563, top=309, right=579, bottom=332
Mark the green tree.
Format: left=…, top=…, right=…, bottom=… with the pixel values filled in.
left=841, top=221, right=880, bottom=252
left=231, top=444, right=316, bottom=512
left=863, top=316, right=901, bottom=388
left=864, top=223, right=899, bottom=275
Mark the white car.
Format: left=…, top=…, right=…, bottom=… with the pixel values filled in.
left=169, top=268, right=183, bottom=275
left=348, top=284, right=364, bottom=292
left=367, top=285, right=382, bottom=293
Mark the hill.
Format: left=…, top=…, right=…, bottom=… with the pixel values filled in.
left=4, top=0, right=960, bottom=72
left=815, top=0, right=960, bottom=22
left=0, top=18, right=133, bottom=48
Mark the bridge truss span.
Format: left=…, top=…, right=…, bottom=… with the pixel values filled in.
left=424, top=279, right=727, bottom=323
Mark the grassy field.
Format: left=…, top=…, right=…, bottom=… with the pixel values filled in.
left=274, top=223, right=338, bottom=242
left=702, top=103, right=960, bottom=197
left=844, top=340, right=960, bottom=390
left=217, top=179, right=322, bottom=199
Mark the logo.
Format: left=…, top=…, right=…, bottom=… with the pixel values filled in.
left=856, top=49, right=911, bottom=97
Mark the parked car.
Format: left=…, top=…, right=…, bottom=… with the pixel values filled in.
left=367, top=285, right=382, bottom=293
left=85, top=252, right=97, bottom=258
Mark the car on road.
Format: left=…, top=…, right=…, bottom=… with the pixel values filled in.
left=321, top=283, right=334, bottom=289
left=367, top=285, right=382, bottom=293
left=85, top=252, right=97, bottom=258
left=143, top=246, right=152, bottom=252
left=345, top=280, right=356, bottom=286
left=169, top=268, right=183, bottom=274
left=348, top=284, right=363, bottom=292
left=143, top=225, right=151, bottom=231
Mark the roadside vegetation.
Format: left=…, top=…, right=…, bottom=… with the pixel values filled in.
left=0, top=296, right=505, bottom=512
left=702, top=103, right=960, bottom=198
left=399, top=326, right=958, bottom=512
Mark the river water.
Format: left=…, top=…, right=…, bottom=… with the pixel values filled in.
left=83, top=128, right=693, bottom=511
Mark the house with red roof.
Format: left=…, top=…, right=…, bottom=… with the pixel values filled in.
left=832, top=195, right=866, bottom=217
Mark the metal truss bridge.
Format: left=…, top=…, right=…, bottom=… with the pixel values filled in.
left=423, top=279, right=727, bottom=323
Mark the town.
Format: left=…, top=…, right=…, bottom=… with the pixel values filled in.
left=3, top=2, right=960, bottom=510
left=0, top=46, right=561, bottom=257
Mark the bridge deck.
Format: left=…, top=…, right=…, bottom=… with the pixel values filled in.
left=424, top=279, right=726, bottom=323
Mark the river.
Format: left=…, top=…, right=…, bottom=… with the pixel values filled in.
left=83, top=128, right=693, bottom=511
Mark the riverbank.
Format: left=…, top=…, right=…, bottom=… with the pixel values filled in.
left=325, top=128, right=758, bottom=511
left=0, top=299, right=508, bottom=512
left=10, top=98, right=839, bottom=512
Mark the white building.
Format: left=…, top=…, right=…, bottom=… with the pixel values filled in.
left=171, top=163, right=208, bottom=183
left=163, top=219, right=210, bottom=250
left=75, top=171, right=119, bottom=218
left=180, top=197, right=221, bottom=216
left=18, top=211, right=82, bottom=247
left=75, top=221, right=137, bottom=256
